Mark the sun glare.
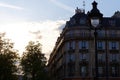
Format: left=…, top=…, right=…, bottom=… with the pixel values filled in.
left=0, top=20, right=65, bottom=58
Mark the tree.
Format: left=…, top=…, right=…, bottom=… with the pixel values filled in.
left=0, top=33, right=19, bottom=80
left=21, top=41, right=48, bottom=80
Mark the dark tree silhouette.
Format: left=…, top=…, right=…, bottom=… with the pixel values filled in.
left=21, top=41, right=49, bottom=80
left=0, top=33, right=19, bottom=80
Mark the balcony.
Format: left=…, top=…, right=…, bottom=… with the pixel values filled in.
left=68, top=60, right=75, bottom=65
left=80, top=59, right=88, bottom=62
left=64, top=33, right=93, bottom=41
left=97, top=47, right=105, bottom=52
left=79, top=60, right=88, bottom=64
left=107, top=34, right=120, bottom=40
left=110, top=60, right=119, bottom=63
left=98, top=59, right=105, bottom=64
left=68, top=48, right=75, bottom=53
left=98, top=74, right=105, bottom=77
left=80, top=72, right=88, bottom=77
left=97, top=35, right=106, bottom=40
left=68, top=72, right=75, bottom=77
left=109, top=48, right=119, bottom=53
left=79, top=47, right=89, bottom=52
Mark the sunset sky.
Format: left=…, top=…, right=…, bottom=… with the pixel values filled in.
left=0, top=0, right=120, bottom=58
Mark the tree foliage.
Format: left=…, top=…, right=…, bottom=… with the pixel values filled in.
left=21, top=41, right=48, bottom=80
left=0, top=33, right=19, bottom=80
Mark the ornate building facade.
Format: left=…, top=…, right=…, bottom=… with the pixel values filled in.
left=48, top=1, right=120, bottom=80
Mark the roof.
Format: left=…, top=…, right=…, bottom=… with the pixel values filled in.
left=65, top=12, right=120, bottom=28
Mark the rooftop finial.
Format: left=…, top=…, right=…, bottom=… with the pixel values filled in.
left=75, top=7, right=80, bottom=13
left=83, top=0, right=85, bottom=13
left=75, top=7, right=84, bottom=14
left=92, top=1, right=98, bottom=9
left=87, top=1, right=103, bottom=19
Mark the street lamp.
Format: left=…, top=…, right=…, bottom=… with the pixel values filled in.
left=90, top=16, right=100, bottom=80
left=87, top=1, right=103, bottom=80
left=90, top=18, right=100, bottom=28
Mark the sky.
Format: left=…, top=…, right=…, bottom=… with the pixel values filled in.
left=0, top=0, right=120, bottom=58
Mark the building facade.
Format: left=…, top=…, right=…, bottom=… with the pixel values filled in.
left=48, top=1, right=120, bottom=80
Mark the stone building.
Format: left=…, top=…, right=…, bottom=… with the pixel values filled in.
left=48, top=1, right=120, bottom=80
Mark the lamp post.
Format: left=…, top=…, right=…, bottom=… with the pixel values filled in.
left=91, top=17, right=99, bottom=80
left=87, top=1, right=103, bottom=80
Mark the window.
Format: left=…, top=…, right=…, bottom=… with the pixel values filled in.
left=111, top=66, right=119, bottom=77
left=68, top=65, right=75, bottom=76
left=98, top=67, right=103, bottom=74
left=80, top=53, right=88, bottom=61
left=112, top=67, right=116, bottom=75
left=97, top=41, right=105, bottom=50
left=69, top=54, right=75, bottom=62
left=97, top=30, right=105, bottom=37
left=70, top=18, right=76, bottom=25
left=80, top=18, right=86, bottom=25
left=109, top=20, right=116, bottom=26
left=112, top=54, right=117, bottom=61
left=79, top=41, right=89, bottom=49
left=80, top=66, right=88, bottom=76
left=66, top=41, right=75, bottom=50
left=109, top=30, right=116, bottom=37
left=80, top=30, right=88, bottom=37
left=66, top=53, right=75, bottom=63
left=57, top=59, right=62, bottom=68
left=109, top=53, right=119, bottom=62
left=112, top=42, right=117, bottom=49
left=98, top=66, right=104, bottom=77
left=109, top=42, right=119, bottom=50
left=66, top=31, right=74, bottom=37
left=98, top=53, right=105, bottom=61
left=81, top=32, right=86, bottom=37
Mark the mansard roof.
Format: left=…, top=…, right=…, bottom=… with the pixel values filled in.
left=112, top=11, right=120, bottom=18
left=102, top=18, right=120, bottom=27
left=65, top=10, right=120, bottom=28
left=65, top=11, right=88, bottom=27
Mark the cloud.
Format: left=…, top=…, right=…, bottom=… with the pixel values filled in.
left=0, top=20, right=66, bottom=58
left=56, top=23, right=65, bottom=33
left=49, top=0, right=74, bottom=12
left=0, top=2, right=24, bottom=10
left=29, top=30, right=42, bottom=40
left=29, top=20, right=66, bottom=57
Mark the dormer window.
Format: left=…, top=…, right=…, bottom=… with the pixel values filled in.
left=70, top=18, right=76, bottom=25
left=109, top=20, right=116, bottom=26
left=80, top=17, right=86, bottom=24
